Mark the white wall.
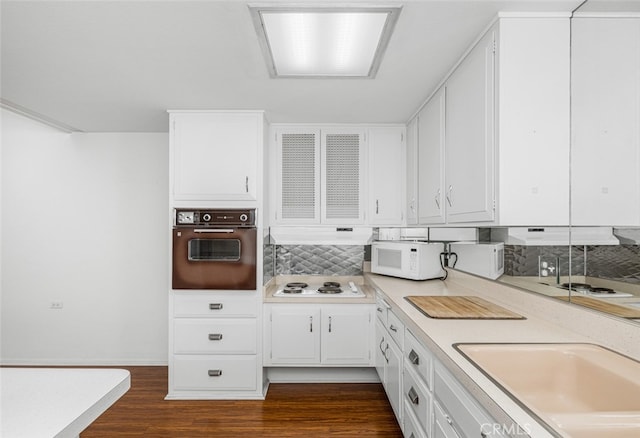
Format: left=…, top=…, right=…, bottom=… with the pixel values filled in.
left=1, top=109, right=169, bottom=365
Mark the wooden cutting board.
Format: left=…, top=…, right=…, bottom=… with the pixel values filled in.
left=404, top=296, right=526, bottom=320
left=556, top=296, right=640, bottom=319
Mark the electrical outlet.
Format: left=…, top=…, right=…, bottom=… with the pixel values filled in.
left=50, top=301, right=64, bottom=310
left=538, top=256, right=560, bottom=282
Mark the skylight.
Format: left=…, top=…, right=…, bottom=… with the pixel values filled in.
left=250, top=6, right=402, bottom=78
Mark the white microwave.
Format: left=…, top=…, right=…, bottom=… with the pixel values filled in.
left=371, top=241, right=445, bottom=280
left=449, top=242, right=504, bottom=280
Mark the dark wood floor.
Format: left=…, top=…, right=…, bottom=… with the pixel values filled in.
left=82, top=366, right=403, bottom=437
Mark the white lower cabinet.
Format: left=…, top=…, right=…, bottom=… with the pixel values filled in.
left=375, top=295, right=405, bottom=424
left=172, top=355, right=258, bottom=391
left=374, top=293, right=507, bottom=438
left=434, top=362, right=506, bottom=438
left=403, top=365, right=432, bottom=436
left=264, top=303, right=374, bottom=366
left=168, top=291, right=263, bottom=399
left=403, top=330, right=433, bottom=437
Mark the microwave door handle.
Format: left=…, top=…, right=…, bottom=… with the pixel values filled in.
left=194, top=229, right=235, bottom=233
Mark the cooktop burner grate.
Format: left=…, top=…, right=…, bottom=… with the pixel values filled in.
left=317, top=286, right=343, bottom=294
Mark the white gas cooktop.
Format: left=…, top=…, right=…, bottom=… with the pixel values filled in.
left=273, top=280, right=366, bottom=298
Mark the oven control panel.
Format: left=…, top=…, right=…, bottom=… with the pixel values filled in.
left=175, top=209, right=255, bottom=227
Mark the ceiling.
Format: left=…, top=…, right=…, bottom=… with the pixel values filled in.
left=1, top=0, right=587, bottom=133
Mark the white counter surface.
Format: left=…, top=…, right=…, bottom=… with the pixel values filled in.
left=366, top=270, right=640, bottom=438
left=1, top=367, right=130, bottom=438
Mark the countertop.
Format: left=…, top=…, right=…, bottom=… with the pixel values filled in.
left=0, top=367, right=130, bottom=438
left=365, top=270, right=640, bottom=438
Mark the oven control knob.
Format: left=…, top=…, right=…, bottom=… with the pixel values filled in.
left=239, top=213, right=248, bottom=222
left=202, top=213, right=212, bottom=222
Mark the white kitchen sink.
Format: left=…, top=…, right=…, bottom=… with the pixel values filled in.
left=455, top=343, right=640, bottom=437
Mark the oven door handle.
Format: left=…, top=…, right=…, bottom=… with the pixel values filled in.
left=193, top=229, right=235, bottom=234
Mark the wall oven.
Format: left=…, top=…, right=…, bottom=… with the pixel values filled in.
left=172, top=209, right=257, bottom=290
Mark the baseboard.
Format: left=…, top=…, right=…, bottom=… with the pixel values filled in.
left=265, top=367, right=380, bottom=383
left=0, top=359, right=168, bottom=366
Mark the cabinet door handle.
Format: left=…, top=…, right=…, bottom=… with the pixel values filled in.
left=408, top=349, right=420, bottom=365
left=309, top=316, right=313, bottom=333
left=435, top=189, right=441, bottom=209
left=384, top=344, right=390, bottom=363
left=209, top=303, right=223, bottom=310
left=328, top=316, right=332, bottom=333
left=389, top=324, right=397, bottom=333
left=379, top=337, right=386, bottom=355
left=445, top=413, right=453, bottom=425
left=208, top=369, right=223, bottom=377
left=446, top=185, right=453, bottom=207
left=376, top=307, right=384, bottom=313
left=245, top=176, right=249, bottom=193
left=408, top=387, right=419, bottom=405
left=376, top=199, right=379, bottom=214
left=208, top=333, right=223, bottom=341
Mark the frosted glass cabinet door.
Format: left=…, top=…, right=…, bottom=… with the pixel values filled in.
left=171, top=112, right=260, bottom=201
left=321, top=128, right=366, bottom=224
left=275, top=128, right=321, bottom=223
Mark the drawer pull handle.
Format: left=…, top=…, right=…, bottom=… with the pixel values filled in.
left=208, top=333, right=223, bottom=341
left=389, top=324, right=397, bottom=332
left=408, top=387, right=419, bottom=405
left=445, top=413, right=453, bottom=425
left=209, top=303, right=223, bottom=310
left=409, top=349, right=420, bottom=365
left=376, top=307, right=384, bottom=313
left=208, top=369, right=223, bottom=377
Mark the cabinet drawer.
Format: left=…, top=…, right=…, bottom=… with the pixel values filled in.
left=404, top=399, right=429, bottom=438
left=433, top=400, right=460, bottom=438
left=434, top=363, right=499, bottom=438
left=173, top=355, right=258, bottom=391
left=387, top=310, right=404, bottom=349
left=403, top=365, right=432, bottom=433
left=174, top=319, right=257, bottom=354
left=405, top=330, right=433, bottom=390
left=375, top=294, right=389, bottom=325
left=173, top=292, right=258, bottom=317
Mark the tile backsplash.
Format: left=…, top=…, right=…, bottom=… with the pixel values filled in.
left=263, top=244, right=366, bottom=283
left=504, top=244, right=640, bottom=285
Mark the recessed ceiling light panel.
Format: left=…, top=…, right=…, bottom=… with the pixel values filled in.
left=250, top=5, right=402, bottom=78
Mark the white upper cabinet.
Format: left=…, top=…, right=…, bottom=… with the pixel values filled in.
left=368, top=127, right=406, bottom=225
left=445, top=28, right=496, bottom=224
left=272, top=126, right=368, bottom=225
left=418, top=87, right=446, bottom=225
left=405, top=118, right=419, bottom=226
left=410, top=16, right=570, bottom=227
left=571, top=17, right=640, bottom=226
left=321, top=128, right=367, bottom=224
left=495, top=17, right=570, bottom=226
left=170, top=111, right=263, bottom=203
